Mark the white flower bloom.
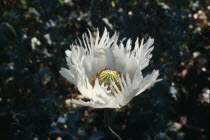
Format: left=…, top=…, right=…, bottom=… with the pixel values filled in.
left=60, top=28, right=161, bottom=108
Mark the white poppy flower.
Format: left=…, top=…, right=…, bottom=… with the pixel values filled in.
left=60, top=28, right=161, bottom=108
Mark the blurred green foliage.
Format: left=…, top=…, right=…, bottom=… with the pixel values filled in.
left=0, top=0, right=209, bottom=140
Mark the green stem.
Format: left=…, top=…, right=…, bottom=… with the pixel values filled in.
left=104, top=109, right=122, bottom=140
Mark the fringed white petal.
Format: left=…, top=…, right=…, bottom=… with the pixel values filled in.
left=135, top=70, right=161, bottom=96
left=112, top=37, right=154, bottom=80
left=109, top=69, right=160, bottom=108
left=109, top=73, right=137, bottom=107
left=60, top=68, right=77, bottom=85
left=68, top=69, right=160, bottom=108
left=70, top=99, right=105, bottom=108
left=76, top=73, right=93, bottom=99
left=135, top=37, right=154, bottom=70
left=77, top=28, right=118, bottom=79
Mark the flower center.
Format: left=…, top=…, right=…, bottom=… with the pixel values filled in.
left=99, top=70, right=119, bottom=84
left=91, top=69, right=122, bottom=88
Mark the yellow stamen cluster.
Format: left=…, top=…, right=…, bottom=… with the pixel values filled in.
left=91, top=69, right=122, bottom=89
left=99, top=70, right=119, bottom=84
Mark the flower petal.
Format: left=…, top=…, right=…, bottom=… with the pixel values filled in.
left=135, top=70, right=161, bottom=96
left=60, top=68, right=77, bottom=85
left=70, top=99, right=105, bottom=108
left=110, top=73, right=137, bottom=107
left=112, top=38, right=154, bottom=80
left=135, top=37, right=154, bottom=70
left=80, top=28, right=118, bottom=79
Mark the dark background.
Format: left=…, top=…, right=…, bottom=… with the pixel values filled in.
left=0, top=0, right=209, bottom=140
